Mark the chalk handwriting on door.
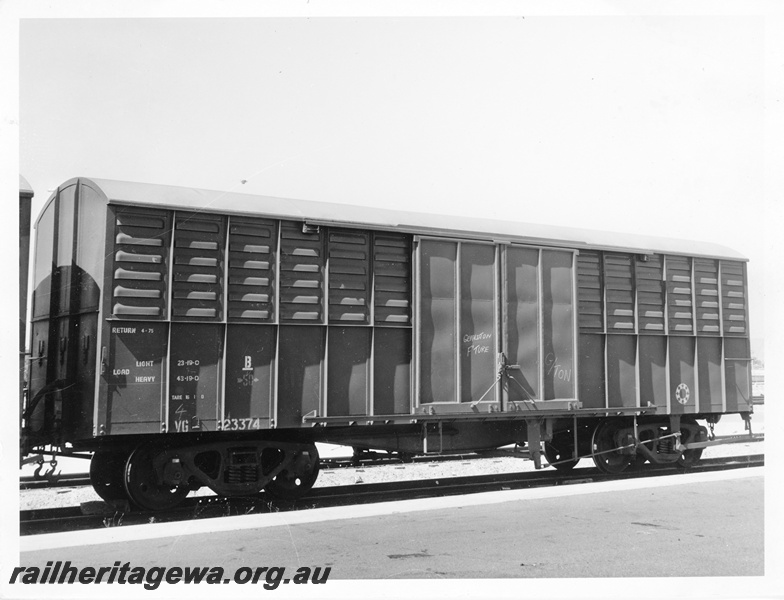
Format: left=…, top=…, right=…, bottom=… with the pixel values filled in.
left=464, top=331, right=492, bottom=357
left=545, top=353, right=572, bottom=382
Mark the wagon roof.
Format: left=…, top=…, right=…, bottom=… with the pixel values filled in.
left=73, top=177, right=747, bottom=260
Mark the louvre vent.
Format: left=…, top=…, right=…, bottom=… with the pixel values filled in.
left=604, top=253, right=635, bottom=331
left=666, top=256, right=693, bottom=334
left=373, top=234, right=411, bottom=325
left=279, top=222, right=324, bottom=321
left=111, top=208, right=170, bottom=318
left=171, top=212, right=225, bottom=320
left=577, top=251, right=603, bottom=331
left=635, top=254, right=665, bottom=333
left=329, top=231, right=370, bottom=323
left=694, top=259, right=720, bottom=334
left=227, top=218, right=276, bottom=321
left=721, top=260, right=747, bottom=335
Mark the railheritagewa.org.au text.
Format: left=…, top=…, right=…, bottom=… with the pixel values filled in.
left=9, top=561, right=331, bottom=590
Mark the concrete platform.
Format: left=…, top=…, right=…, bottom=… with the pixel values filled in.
left=19, top=469, right=764, bottom=582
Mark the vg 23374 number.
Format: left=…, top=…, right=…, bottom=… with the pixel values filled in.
left=217, top=417, right=262, bottom=431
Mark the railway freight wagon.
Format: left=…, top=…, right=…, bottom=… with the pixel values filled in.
left=22, top=177, right=754, bottom=510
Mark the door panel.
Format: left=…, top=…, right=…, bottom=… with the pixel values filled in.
left=277, top=325, right=324, bottom=427
left=698, top=337, right=724, bottom=413
left=459, top=244, right=497, bottom=403
left=607, top=335, right=637, bottom=408
left=373, top=328, right=411, bottom=415
left=418, top=241, right=577, bottom=409
left=168, top=323, right=223, bottom=432
left=328, top=327, right=370, bottom=416
left=578, top=334, right=605, bottom=408
left=419, top=241, right=457, bottom=403
left=669, top=337, right=696, bottom=414
left=105, top=322, right=167, bottom=434
left=724, top=337, right=751, bottom=412
left=504, top=247, right=540, bottom=401
left=639, top=335, right=667, bottom=411
left=541, top=250, right=575, bottom=400
left=224, top=324, right=275, bottom=429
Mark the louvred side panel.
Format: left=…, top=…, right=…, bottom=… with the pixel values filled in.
left=111, top=208, right=171, bottom=318
left=171, top=212, right=225, bottom=320
left=721, top=260, right=747, bottom=335
left=227, top=217, right=277, bottom=321
left=279, top=222, right=324, bottom=322
left=577, top=250, right=603, bottom=331
left=373, top=234, right=411, bottom=325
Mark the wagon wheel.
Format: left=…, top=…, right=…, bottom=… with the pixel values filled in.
left=544, top=432, right=579, bottom=472
left=591, top=420, right=634, bottom=474
left=124, top=443, right=189, bottom=511
left=265, top=444, right=320, bottom=501
left=676, top=422, right=704, bottom=470
left=90, top=449, right=131, bottom=505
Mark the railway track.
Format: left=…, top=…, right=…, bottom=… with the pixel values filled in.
left=20, top=473, right=93, bottom=491
left=20, top=453, right=763, bottom=537
left=19, top=448, right=529, bottom=490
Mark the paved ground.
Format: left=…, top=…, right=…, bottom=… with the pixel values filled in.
left=20, top=469, right=763, bottom=580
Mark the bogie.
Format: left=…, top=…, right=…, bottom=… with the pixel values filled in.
left=587, top=418, right=708, bottom=474
left=102, top=439, right=323, bottom=510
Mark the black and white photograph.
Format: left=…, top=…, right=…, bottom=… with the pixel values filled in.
left=2, top=1, right=782, bottom=599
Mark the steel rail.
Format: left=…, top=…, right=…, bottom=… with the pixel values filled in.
left=19, top=448, right=534, bottom=490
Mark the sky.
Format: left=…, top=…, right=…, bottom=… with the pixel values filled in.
left=2, top=3, right=783, bottom=598
left=10, top=12, right=776, bottom=353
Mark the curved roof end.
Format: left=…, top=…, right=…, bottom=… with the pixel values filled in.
left=19, top=175, right=34, bottom=197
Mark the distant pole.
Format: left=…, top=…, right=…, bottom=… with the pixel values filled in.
left=19, top=176, right=33, bottom=417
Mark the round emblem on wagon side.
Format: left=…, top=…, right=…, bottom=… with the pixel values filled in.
left=675, top=383, right=690, bottom=405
